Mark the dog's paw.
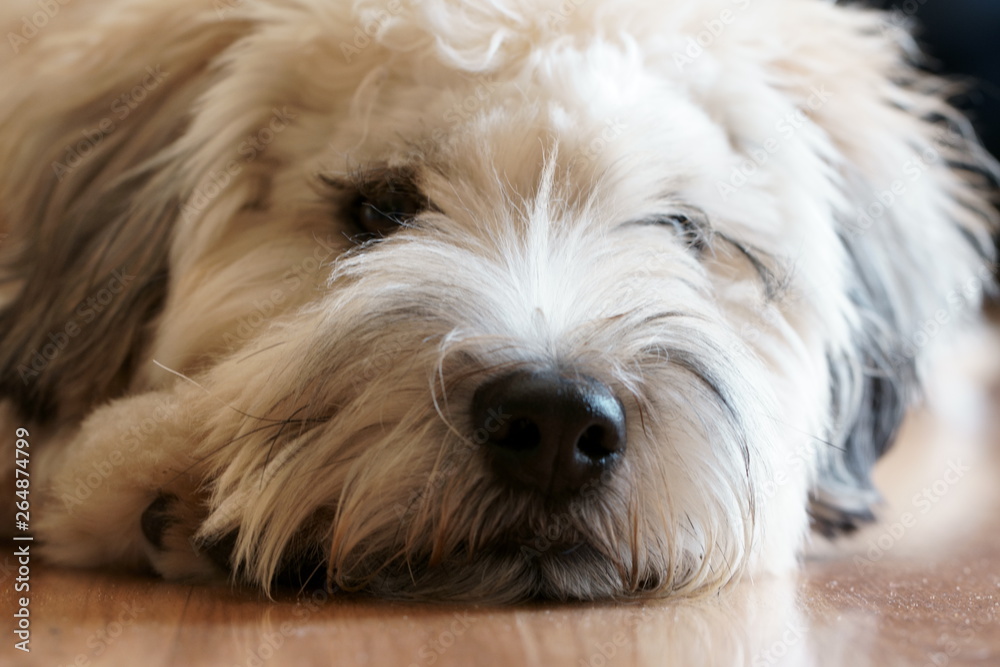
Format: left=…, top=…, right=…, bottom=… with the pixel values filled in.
left=140, top=491, right=228, bottom=581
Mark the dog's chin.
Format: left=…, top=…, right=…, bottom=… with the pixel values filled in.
left=321, top=488, right=682, bottom=602
left=339, top=542, right=643, bottom=603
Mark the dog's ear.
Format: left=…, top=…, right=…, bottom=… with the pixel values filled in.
left=758, top=6, right=999, bottom=532
left=0, top=6, right=249, bottom=422
left=678, top=3, right=997, bottom=531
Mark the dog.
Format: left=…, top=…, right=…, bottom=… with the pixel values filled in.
left=0, top=0, right=996, bottom=602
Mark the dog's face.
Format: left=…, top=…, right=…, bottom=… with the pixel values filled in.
left=1, top=0, right=995, bottom=601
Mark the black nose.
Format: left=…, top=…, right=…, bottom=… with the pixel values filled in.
left=471, top=370, right=626, bottom=496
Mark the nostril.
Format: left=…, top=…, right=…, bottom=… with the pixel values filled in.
left=576, top=424, right=613, bottom=462
left=493, top=417, right=541, bottom=452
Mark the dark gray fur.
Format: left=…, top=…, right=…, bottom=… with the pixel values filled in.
left=0, top=27, right=245, bottom=423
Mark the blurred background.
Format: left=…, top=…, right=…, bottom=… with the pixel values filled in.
left=862, top=0, right=999, bottom=160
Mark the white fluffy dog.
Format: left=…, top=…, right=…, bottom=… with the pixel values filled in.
left=0, top=0, right=996, bottom=601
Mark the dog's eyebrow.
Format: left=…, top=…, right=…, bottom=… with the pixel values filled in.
left=316, top=165, right=419, bottom=194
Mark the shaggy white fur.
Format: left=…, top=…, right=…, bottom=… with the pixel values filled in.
left=0, top=0, right=995, bottom=601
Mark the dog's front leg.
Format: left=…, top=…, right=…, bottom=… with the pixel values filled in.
left=35, top=390, right=222, bottom=580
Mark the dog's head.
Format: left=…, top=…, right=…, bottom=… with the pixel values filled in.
left=1, top=0, right=995, bottom=601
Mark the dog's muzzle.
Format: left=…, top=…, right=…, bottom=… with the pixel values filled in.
left=471, top=370, right=626, bottom=496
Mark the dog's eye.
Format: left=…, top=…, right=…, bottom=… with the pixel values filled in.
left=650, top=211, right=710, bottom=252
left=349, top=188, right=424, bottom=239
left=319, top=168, right=429, bottom=242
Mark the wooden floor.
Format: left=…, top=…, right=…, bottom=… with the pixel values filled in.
left=4, top=327, right=1000, bottom=667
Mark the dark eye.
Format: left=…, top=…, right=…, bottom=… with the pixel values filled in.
left=318, top=168, right=429, bottom=243
left=349, top=186, right=424, bottom=239
left=650, top=211, right=710, bottom=252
